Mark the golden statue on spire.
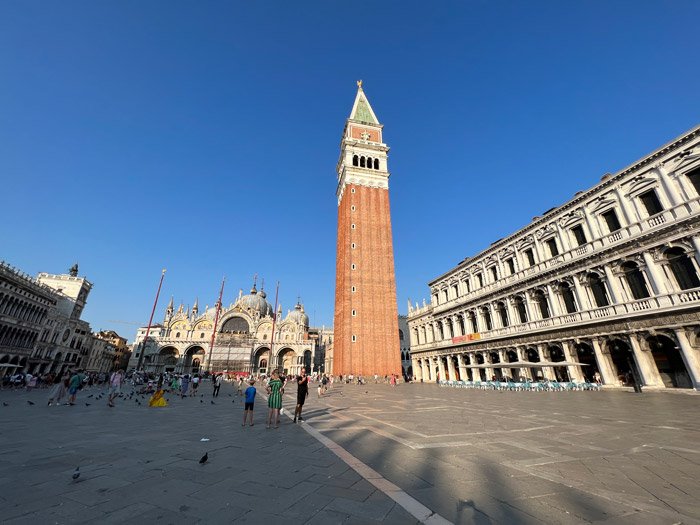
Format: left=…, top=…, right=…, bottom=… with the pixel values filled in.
left=356, top=79, right=363, bottom=89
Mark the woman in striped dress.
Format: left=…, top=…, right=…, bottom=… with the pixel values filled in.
left=266, top=369, right=284, bottom=429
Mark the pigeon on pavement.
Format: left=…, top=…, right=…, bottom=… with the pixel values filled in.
left=199, top=452, right=208, bottom=464
left=72, top=467, right=80, bottom=480
left=27, top=401, right=35, bottom=406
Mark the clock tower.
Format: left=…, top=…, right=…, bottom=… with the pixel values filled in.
left=333, top=82, right=402, bottom=378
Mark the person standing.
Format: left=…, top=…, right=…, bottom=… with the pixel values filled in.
left=107, top=369, right=124, bottom=407
left=47, top=372, right=69, bottom=406
left=191, top=374, right=200, bottom=396
left=266, top=369, right=284, bottom=429
left=213, top=374, right=222, bottom=397
left=237, top=377, right=244, bottom=397
left=67, top=369, right=85, bottom=406
left=242, top=379, right=256, bottom=427
left=180, top=374, right=190, bottom=398
left=294, top=367, right=309, bottom=423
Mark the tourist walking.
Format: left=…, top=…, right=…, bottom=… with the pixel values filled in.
left=191, top=374, right=200, bottom=396
left=213, top=374, right=222, bottom=397
left=47, top=372, right=69, bottom=406
left=294, top=367, right=309, bottom=423
left=243, top=379, right=256, bottom=427
left=237, top=377, right=244, bottom=396
left=107, top=369, right=124, bottom=407
left=266, top=369, right=284, bottom=429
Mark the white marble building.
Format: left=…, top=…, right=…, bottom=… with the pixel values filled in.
left=129, top=280, right=316, bottom=376
left=408, top=125, right=700, bottom=391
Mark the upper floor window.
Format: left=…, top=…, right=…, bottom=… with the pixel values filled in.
left=546, top=239, right=559, bottom=257
left=468, top=311, right=478, bottom=333
left=588, top=273, right=610, bottom=307
left=601, top=209, right=621, bottom=233
left=496, top=302, right=508, bottom=327
left=352, top=155, right=358, bottom=166
left=458, top=316, right=465, bottom=335
left=481, top=307, right=493, bottom=331
left=514, top=296, right=528, bottom=323
left=560, top=282, right=577, bottom=313
left=490, top=266, right=498, bottom=282
left=639, top=189, right=663, bottom=216
left=464, top=279, right=471, bottom=293
left=506, top=258, right=515, bottom=275
left=571, top=225, right=587, bottom=247
left=524, top=249, right=535, bottom=267
left=665, top=247, right=700, bottom=290
left=476, top=273, right=484, bottom=287
left=534, top=290, right=550, bottom=319
left=437, top=322, right=445, bottom=340
left=452, top=284, right=459, bottom=298
left=621, top=262, right=650, bottom=299
left=443, top=289, right=448, bottom=303
left=687, top=166, right=700, bottom=196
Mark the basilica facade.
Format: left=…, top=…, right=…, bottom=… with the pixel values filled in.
left=408, top=124, right=700, bottom=391
left=129, top=281, right=317, bottom=377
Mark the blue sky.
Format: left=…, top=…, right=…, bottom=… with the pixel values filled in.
left=1, top=1, right=698, bottom=340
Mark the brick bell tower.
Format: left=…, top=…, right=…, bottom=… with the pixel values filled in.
left=333, top=81, right=402, bottom=378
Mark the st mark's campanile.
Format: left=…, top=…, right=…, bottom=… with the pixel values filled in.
left=333, top=82, right=401, bottom=377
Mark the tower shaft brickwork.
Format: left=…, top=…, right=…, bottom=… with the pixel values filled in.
left=333, top=83, right=401, bottom=377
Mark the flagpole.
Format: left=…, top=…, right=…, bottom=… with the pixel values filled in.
left=136, top=269, right=166, bottom=372
left=207, top=277, right=226, bottom=373
left=268, top=281, right=280, bottom=373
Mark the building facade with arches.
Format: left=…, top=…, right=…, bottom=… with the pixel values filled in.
left=408, top=124, right=700, bottom=391
left=129, top=282, right=318, bottom=377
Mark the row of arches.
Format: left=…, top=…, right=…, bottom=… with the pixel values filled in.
left=0, top=324, right=38, bottom=349
left=418, top=332, right=694, bottom=389
left=419, top=247, right=700, bottom=345
left=0, top=293, right=47, bottom=325
left=352, top=155, right=380, bottom=170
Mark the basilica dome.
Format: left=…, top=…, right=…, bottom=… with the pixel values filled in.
left=237, top=285, right=273, bottom=317
left=286, top=302, right=309, bottom=326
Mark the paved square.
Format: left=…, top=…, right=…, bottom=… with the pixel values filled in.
left=306, top=382, right=700, bottom=524
left=1, top=381, right=698, bottom=524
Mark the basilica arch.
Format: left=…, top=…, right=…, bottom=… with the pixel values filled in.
left=277, top=347, right=296, bottom=376
left=184, top=345, right=206, bottom=374
left=253, top=346, right=270, bottom=374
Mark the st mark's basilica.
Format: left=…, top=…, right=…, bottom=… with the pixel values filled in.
left=128, top=280, right=320, bottom=377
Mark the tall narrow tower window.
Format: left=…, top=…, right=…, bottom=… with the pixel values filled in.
left=374, top=159, right=379, bottom=169
left=351, top=309, right=356, bottom=316
left=351, top=286, right=356, bottom=292
left=351, top=335, right=357, bottom=342
left=351, top=205, right=356, bottom=211
left=351, top=188, right=356, bottom=194
left=352, top=155, right=358, bottom=166
left=360, top=157, right=366, bottom=168
left=351, top=224, right=356, bottom=229
left=351, top=264, right=356, bottom=270
left=351, top=243, right=356, bottom=249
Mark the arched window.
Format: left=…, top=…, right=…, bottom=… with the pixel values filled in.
left=175, top=332, right=181, bottom=338
left=496, top=302, right=508, bottom=327
left=468, top=311, right=478, bottom=333
left=534, top=290, right=550, bottom=319
left=360, top=156, right=366, bottom=168
left=588, top=273, right=610, bottom=307
left=437, top=322, right=444, bottom=340
left=446, top=319, right=454, bottom=338
left=621, top=262, right=650, bottom=299
left=458, top=316, right=465, bottom=335
left=482, top=308, right=493, bottom=331
left=686, top=166, right=700, bottom=196
left=367, top=157, right=373, bottom=168
left=374, top=158, right=379, bottom=170
left=560, top=282, right=577, bottom=313
left=666, top=248, right=700, bottom=290
left=352, top=155, right=358, bottom=166
left=514, top=296, right=528, bottom=323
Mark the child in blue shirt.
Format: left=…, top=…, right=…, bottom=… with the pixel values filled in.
left=243, top=379, right=256, bottom=427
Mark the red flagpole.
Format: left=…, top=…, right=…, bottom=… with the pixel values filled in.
left=136, top=269, right=166, bottom=371
left=268, top=281, right=280, bottom=373
left=207, top=276, right=226, bottom=373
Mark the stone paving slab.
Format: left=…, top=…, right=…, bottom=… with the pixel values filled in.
left=0, top=383, right=418, bottom=524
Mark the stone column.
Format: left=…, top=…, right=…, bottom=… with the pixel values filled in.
left=457, top=354, right=468, bottom=381
left=537, top=344, right=556, bottom=380
left=562, top=340, right=585, bottom=382
left=642, top=250, right=668, bottom=295
left=603, top=265, right=621, bottom=304
left=572, top=274, right=592, bottom=310
left=614, top=186, right=637, bottom=225
left=628, top=333, right=664, bottom=387
left=483, top=353, right=495, bottom=381
left=655, top=165, right=680, bottom=207
left=546, top=284, right=561, bottom=317
left=412, top=358, right=422, bottom=382
left=421, top=358, right=430, bottom=382
left=437, top=356, right=446, bottom=383
left=690, top=236, right=700, bottom=269
left=672, top=328, right=700, bottom=391
left=447, top=355, right=457, bottom=381
left=516, top=346, right=532, bottom=380
left=590, top=338, right=618, bottom=385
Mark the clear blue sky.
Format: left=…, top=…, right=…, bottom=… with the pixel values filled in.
left=1, top=1, right=698, bottom=340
